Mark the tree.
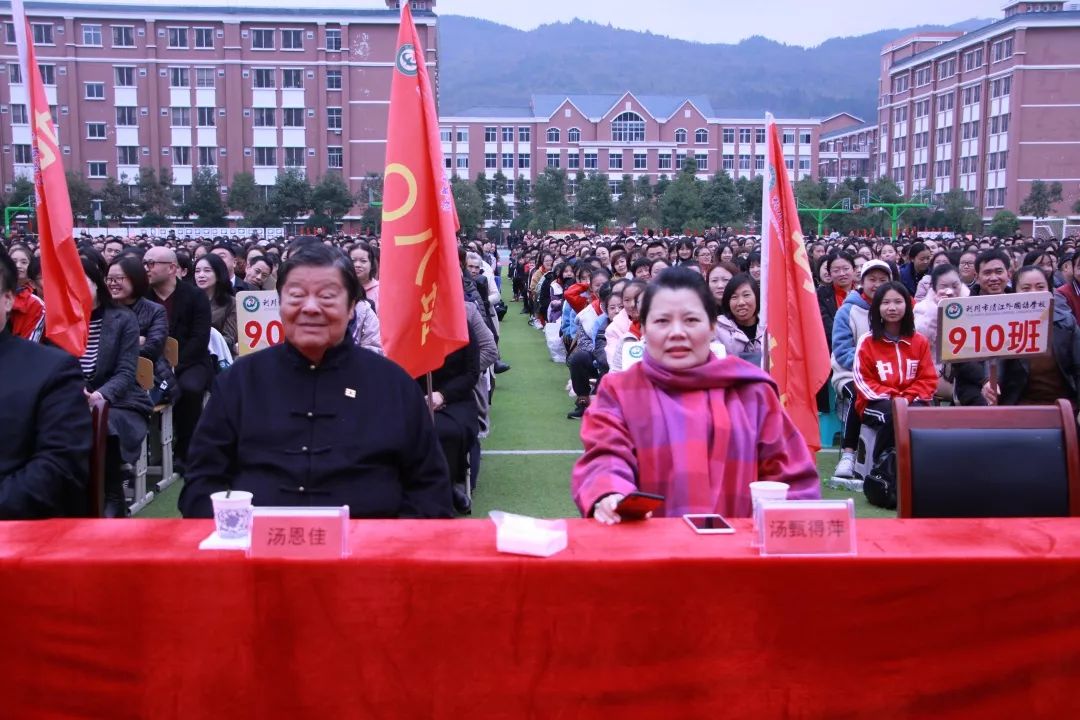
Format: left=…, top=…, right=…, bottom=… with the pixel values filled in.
left=530, top=168, right=571, bottom=233
left=634, top=175, right=655, bottom=223
left=65, top=171, right=93, bottom=221
left=702, top=171, right=742, bottom=228
left=269, top=169, right=313, bottom=230
left=614, top=174, right=637, bottom=227
left=734, top=175, right=763, bottom=228
left=574, top=172, right=614, bottom=231
left=868, top=175, right=903, bottom=204
left=309, top=172, right=355, bottom=229
left=939, top=188, right=981, bottom=234
left=227, top=171, right=259, bottom=215
left=658, top=157, right=704, bottom=233
left=357, top=173, right=383, bottom=234
left=489, top=171, right=511, bottom=231
left=1019, top=180, right=1063, bottom=220
left=450, top=175, right=485, bottom=236
left=178, top=167, right=227, bottom=227
left=988, top=210, right=1020, bottom=239
left=473, top=172, right=492, bottom=226
left=99, top=177, right=131, bottom=224
left=135, top=167, right=175, bottom=226
left=510, top=173, right=532, bottom=231
left=6, top=176, right=34, bottom=210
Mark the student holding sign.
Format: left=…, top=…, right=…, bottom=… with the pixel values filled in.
left=982, top=266, right=1080, bottom=409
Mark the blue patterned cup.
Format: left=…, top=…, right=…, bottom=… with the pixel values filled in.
left=210, top=491, right=254, bottom=539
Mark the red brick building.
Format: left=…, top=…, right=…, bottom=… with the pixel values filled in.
left=0, top=0, right=437, bottom=220
left=878, top=1, right=1080, bottom=230
left=441, top=93, right=842, bottom=220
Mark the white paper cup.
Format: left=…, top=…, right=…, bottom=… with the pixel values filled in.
left=750, top=481, right=790, bottom=503
left=750, top=481, right=789, bottom=546
left=211, top=491, right=254, bottom=539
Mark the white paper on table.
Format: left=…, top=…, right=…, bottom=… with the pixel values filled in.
left=489, top=511, right=568, bottom=558
left=198, top=530, right=251, bottom=551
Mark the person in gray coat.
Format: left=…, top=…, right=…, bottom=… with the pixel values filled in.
left=81, top=256, right=152, bottom=517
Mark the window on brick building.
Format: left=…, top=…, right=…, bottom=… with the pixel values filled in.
left=195, top=28, right=214, bottom=49
left=610, top=112, right=644, bottom=143
left=168, top=28, right=188, bottom=49
left=112, top=26, right=134, bottom=48
left=281, top=29, right=302, bottom=50
left=82, top=24, right=102, bottom=46
left=252, top=29, right=275, bottom=50
left=327, top=146, right=343, bottom=168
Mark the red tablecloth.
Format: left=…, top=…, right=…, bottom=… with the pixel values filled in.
left=1, top=518, right=1079, bottom=719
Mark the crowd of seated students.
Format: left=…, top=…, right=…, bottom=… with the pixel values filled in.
left=507, top=228, right=1079, bottom=509
left=2, top=224, right=1078, bottom=521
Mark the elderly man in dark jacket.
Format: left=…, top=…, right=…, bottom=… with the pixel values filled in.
left=179, top=244, right=452, bottom=519
left=0, top=250, right=91, bottom=518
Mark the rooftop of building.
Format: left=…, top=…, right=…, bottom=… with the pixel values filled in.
left=0, top=0, right=434, bottom=21
left=820, top=122, right=878, bottom=141
left=449, top=93, right=824, bottom=123
left=889, top=7, right=1080, bottom=72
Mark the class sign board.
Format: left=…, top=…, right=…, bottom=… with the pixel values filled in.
left=936, top=291, right=1053, bottom=363
left=237, top=291, right=284, bottom=356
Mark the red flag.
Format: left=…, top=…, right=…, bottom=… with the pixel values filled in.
left=379, top=5, right=467, bottom=378
left=13, top=0, right=90, bottom=357
left=759, top=114, right=831, bottom=452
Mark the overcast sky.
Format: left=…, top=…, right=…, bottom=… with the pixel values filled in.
left=69, top=0, right=1006, bottom=47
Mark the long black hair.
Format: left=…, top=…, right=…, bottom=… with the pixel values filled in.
left=869, top=281, right=915, bottom=340
left=110, top=255, right=150, bottom=299
left=80, top=254, right=115, bottom=310
left=196, top=252, right=234, bottom=307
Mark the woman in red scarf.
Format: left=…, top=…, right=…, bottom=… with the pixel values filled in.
left=6, top=244, right=44, bottom=342
left=572, top=267, right=820, bottom=523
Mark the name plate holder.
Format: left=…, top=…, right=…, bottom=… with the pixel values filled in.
left=755, top=499, right=856, bottom=556
left=248, top=506, right=350, bottom=559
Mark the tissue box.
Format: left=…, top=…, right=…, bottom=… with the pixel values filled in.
left=489, top=511, right=568, bottom=558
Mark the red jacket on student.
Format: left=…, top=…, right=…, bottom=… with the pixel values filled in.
left=851, top=331, right=938, bottom=415
left=563, top=282, right=591, bottom=313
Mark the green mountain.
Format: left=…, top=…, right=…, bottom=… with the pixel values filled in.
left=437, top=16, right=993, bottom=121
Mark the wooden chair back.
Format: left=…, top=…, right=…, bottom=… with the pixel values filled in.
left=87, top=395, right=110, bottom=518
left=164, top=337, right=179, bottom=368
left=136, top=356, right=154, bottom=391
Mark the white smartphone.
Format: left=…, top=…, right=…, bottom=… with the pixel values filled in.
left=683, top=514, right=736, bottom=534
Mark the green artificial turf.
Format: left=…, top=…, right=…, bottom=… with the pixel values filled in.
left=134, top=281, right=895, bottom=520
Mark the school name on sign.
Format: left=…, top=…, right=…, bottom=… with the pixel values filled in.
left=937, top=291, right=1053, bottom=363
left=236, top=290, right=283, bottom=356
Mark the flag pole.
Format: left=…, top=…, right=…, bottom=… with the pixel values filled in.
left=760, top=112, right=773, bottom=373
left=425, top=371, right=435, bottom=421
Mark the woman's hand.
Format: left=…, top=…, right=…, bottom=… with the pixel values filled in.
left=592, top=494, right=625, bottom=525
left=83, top=389, right=104, bottom=405
left=430, top=391, right=446, bottom=411
left=981, top=381, right=999, bottom=405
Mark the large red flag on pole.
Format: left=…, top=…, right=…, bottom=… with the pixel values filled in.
left=12, top=0, right=90, bottom=357
left=379, top=3, right=468, bottom=378
left=759, top=113, right=831, bottom=452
